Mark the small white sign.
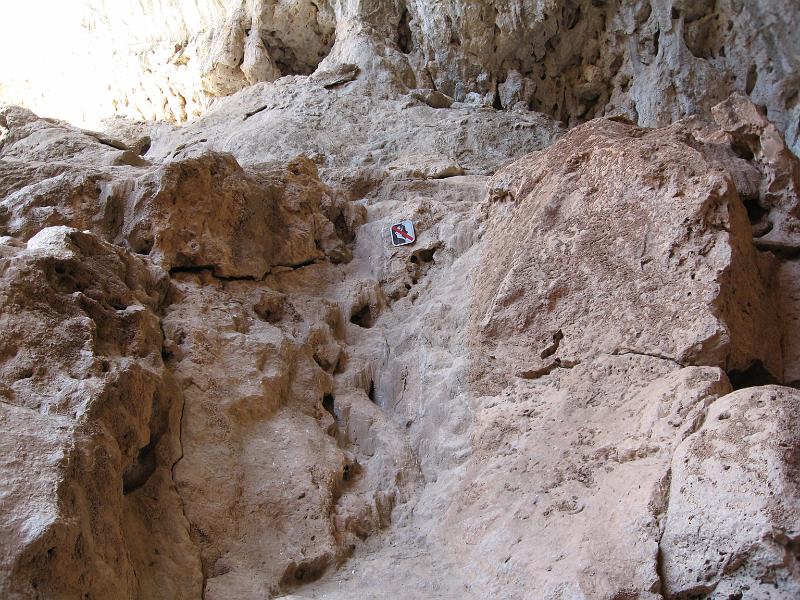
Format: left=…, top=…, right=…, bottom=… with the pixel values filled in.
left=390, top=220, right=416, bottom=246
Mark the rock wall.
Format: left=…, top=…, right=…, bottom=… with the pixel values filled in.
left=457, top=100, right=800, bottom=597
left=2, top=1, right=798, bottom=155
left=2, top=3, right=800, bottom=599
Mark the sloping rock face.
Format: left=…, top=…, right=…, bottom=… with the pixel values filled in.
left=452, top=106, right=800, bottom=598
left=2, top=15, right=800, bottom=600
left=1, top=91, right=540, bottom=597
left=474, top=116, right=780, bottom=387
left=0, top=104, right=420, bottom=598
left=2, top=1, right=798, bottom=156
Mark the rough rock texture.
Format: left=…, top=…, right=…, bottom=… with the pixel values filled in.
left=162, top=271, right=419, bottom=598
left=3, top=1, right=799, bottom=156
left=661, top=385, right=800, bottom=598
left=712, top=94, right=800, bottom=252
left=3, top=9, right=800, bottom=600
left=0, top=105, right=416, bottom=597
left=143, top=76, right=563, bottom=178
left=475, top=114, right=781, bottom=388
left=0, top=227, right=202, bottom=599
left=0, top=106, right=361, bottom=278
left=442, top=105, right=800, bottom=599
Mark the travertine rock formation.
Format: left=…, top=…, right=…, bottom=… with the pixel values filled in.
left=3, top=1, right=799, bottom=156
left=2, top=4, right=800, bottom=600
left=0, top=226, right=202, bottom=599
left=452, top=107, right=798, bottom=597
left=475, top=115, right=781, bottom=388
left=661, top=385, right=800, bottom=598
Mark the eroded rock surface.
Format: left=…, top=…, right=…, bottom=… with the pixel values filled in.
left=0, top=227, right=202, bottom=600
left=661, top=385, right=800, bottom=598
left=0, top=106, right=362, bottom=278
left=3, top=1, right=799, bottom=157
left=475, top=115, right=781, bottom=389
left=2, top=16, right=800, bottom=600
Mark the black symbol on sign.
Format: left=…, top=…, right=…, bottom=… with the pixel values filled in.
left=390, top=220, right=416, bottom=246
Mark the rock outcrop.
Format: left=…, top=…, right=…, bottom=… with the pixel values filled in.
left=661, top=385, right=800, bottom=598
left=2, top=2, right=798, bottom=156
left=2, top=5, right=800, bottom=600
left=449, top=104, right=799, bottom=597
left=0, top=226, right=202, bottom=599
left=475, top=115, right=781, bottom=389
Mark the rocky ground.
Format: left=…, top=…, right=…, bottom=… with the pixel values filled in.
left=2, top=2, right=800, bottom=599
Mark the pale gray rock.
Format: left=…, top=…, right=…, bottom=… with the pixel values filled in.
left=143, top=79, right=564, bottom=180
left=661, top=385, right=800, bottom=599
left=444, top=358, right=732, bottom=599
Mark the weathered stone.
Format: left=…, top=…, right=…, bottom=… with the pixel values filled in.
left=410, top=88, right=454, bottom=109
left=473, top=116, right=781, bottom=392
left=162, top=273, right=418, bottom=597
left=661, top=385, right=800, bottom=599
left=0, top=227, right=202, bottom=600
left=0, top=110, right=363, bottom=279
left=445, top=358, right=731, bottom=598
left=2, top=5, right=800, bottom=596
left=712, top=93, right=800, bottom=252
left=3, top=2, right=798, bottom=158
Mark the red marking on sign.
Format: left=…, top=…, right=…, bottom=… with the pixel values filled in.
left=392, top=225, right=414, bottom=241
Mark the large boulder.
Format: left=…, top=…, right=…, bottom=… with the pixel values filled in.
left=661, top=385, right=800, bottom=598
left=0, top=227, right=202, bottom=600
left=473, top=115, right=781, bottom=391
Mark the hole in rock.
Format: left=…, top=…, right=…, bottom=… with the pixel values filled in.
left=16, top=368, right=34, bottom=380
left=449, top=22, right=461, bottom=47
left=540, top=329, right=564, bottom=359
left=259, top=18, right=335, bottom=76
left=493, top=90, right=503, bottom=110
left=397, top=8, right=413, bottom=54
left=564, top=3, right=582, bottom=30
left=131, top=237, right=154, bottom=256
left=280, top=557, right=328, bottom=588
left=109, top=298, right=128, bottom=311
left=254, top=293, right=285, bottom=323
left=743, top=197, right=768, bottom=224
left=731, top=139, right=755, bottom=161
left=122, top=442, right=157, bottom=494
left=49, top=262, right=88, bottom=294
left=728, top=360, right=778, bottom=390
left=350, top=303, right=376, bottom=328
left=322, top=393, right=335, bottom=418
left=408, top=245, right=439, bottom=286
left=746, top=64, right=758, bottom=95
left=413, top=246, right=437, bottom=264
left=368, top=380, right=376, bottom=403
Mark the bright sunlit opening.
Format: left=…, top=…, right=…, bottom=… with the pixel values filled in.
left=1, top=1, right=122, bottom=128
